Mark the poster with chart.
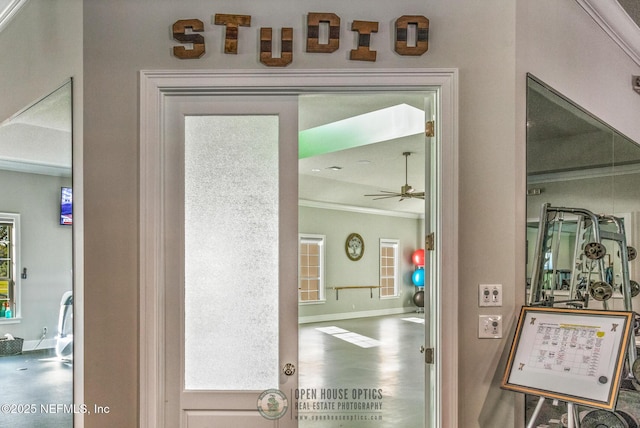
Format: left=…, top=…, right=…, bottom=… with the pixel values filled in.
left=501, top=307, right=633, bottom=410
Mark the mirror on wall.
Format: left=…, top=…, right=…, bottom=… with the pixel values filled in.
left=525, top=75, right=640, bottom=425
left=0, top=79, right=73, bottom=427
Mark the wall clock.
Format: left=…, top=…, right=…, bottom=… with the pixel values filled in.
left=345, top=233, right=364, bottom=261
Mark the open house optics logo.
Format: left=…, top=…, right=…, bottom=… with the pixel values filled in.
left=257, top=389, right=288, bottom=420
left=259, top=387, right=384, bottom=422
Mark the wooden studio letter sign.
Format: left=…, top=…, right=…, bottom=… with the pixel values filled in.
left=172, top=12, right=430, bottom=66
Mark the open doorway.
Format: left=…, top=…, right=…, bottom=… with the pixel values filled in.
left=139, top=69, right=459, bottom=427
left=297, top=91, right=435, bottom=427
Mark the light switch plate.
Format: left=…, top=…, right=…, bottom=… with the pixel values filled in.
left=479, top=315, right=502, bottom=338
left=479, top=284, right=502, bottom=307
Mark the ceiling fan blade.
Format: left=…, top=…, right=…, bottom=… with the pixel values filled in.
left=397, top=192, right=425, bottom=200
left=366, top=193, right=404, bottom=200
left=373, top=196, right=403, bottom=200
left=364, top=190, right=398, bottom=196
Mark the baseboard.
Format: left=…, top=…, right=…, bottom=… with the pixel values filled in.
left=22, top=338, right=56, bottom=352
left=298, top=307, right=418, bottom=324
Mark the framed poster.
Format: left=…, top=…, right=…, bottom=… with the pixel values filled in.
left=501, top=306, right=633, bottom=410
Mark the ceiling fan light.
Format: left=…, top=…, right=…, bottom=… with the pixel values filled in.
left=402, top=184, right=414, bottom=193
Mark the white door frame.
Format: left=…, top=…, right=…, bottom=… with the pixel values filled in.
left=139, top=68, right=459, bottom=428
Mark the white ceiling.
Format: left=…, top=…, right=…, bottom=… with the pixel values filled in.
left=0, top=81, right=72, bottom=176
left=298, top=92, right=434, bottom=215
left=527, top=76, right=640, bottom=185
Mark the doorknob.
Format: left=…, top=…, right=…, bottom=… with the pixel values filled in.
left=419, top=345, right=425, bottom=353
left=282, top=363, right=296, bottom=376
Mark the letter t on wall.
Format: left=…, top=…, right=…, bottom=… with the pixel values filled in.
left=214, top=14, right=252, bottom=54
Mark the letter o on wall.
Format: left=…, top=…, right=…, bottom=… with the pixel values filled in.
left=395, top=15, right=429, bottom=56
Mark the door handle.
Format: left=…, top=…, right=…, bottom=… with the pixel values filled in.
left=282, top=363, right=296, bottom=376
left=420, top=346, right=434, bottom=364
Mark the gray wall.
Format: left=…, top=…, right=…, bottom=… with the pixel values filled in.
left=76, top=1, right=640, bottom=428
left=83, top=1, right=434, bottom=425
left=0, top=170, right=72, bottom=345
left=514, top=0, right=640, bottom=426
left=298, top=205, right=422, bottom=320
left=0, top=0, right=82, bottom=124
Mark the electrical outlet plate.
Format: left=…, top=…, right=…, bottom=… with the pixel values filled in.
left=479, top=284, right=502, bottom=307
left=478, top=315, right=502, bottom=338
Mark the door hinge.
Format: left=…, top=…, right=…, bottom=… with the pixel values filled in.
left=425, top=233, right=434, bottom=251
left=425, top=120, right=435, bottom=137
left=421, top=347, right=435, bottom=364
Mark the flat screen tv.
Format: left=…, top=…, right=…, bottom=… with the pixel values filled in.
left=60, top=187, right=73, bottom=226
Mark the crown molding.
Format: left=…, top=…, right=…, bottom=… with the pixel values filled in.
left=527, top=162, right=640, bottom=185
left=0, top=159, right=71, bottom=177
left=575, top=0, right=640, bottom=67
left=0, top=0, right=29, bottom=33
left=299, top=199, right=424, bottom=219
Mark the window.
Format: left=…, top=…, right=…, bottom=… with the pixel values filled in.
left=380, top=239, right=399, bottom=298
left=0, top=214, right=20, bottom=320
left=299, top=234, right=325, bottom=303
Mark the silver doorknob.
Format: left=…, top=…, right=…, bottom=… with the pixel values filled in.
left=419, top=345, right=425, bottom=353
left=282, top=363, right=296, bottom=376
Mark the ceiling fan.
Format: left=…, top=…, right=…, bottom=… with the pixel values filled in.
left=365, top=152, right=425, bottom=201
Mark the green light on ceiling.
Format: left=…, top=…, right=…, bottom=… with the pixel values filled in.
left=299, top=104, right=424, bottom=159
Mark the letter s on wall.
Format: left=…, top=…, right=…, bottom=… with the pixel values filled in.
left=173, top=19, right=206, bottom=59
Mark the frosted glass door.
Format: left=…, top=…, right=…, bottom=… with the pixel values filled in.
left=184, top=115, right=280, bottom=391
left=161, top=94, right=298, bottom=428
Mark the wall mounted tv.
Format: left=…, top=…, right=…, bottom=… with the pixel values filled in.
left=60, top=187, right=72, bottom=226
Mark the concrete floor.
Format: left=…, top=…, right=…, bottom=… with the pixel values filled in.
left=298, top=313, right=426, bottom=428
left=1, top=314, right=424, bottom=428
left=0, top=348, right=72, bottom=427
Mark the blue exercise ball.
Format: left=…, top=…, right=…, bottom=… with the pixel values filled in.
left=412, top=268, right=425, bottom=286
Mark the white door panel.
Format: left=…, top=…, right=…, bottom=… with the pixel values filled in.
left=163, top=95, right=298, bottom=427
left=183, top=411, right=277, bottom=428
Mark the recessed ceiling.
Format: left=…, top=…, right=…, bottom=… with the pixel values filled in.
left=527, top=77, right=640, bottom=183
left=0, top=80, right=72, bottom=176
left=300, top=104, right=425, bottom=159
left=299, top=92, right=435, bottom=215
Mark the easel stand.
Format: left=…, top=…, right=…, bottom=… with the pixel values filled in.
left=527, top=397, right=580, bottom=428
